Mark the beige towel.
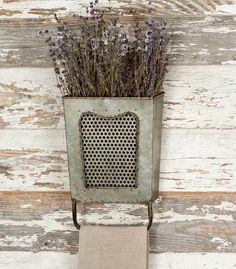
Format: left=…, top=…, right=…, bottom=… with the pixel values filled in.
left=78, top=225, right=148, bottom=269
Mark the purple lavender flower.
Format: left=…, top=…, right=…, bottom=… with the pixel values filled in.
left=41, top=3, right=170, bottom=97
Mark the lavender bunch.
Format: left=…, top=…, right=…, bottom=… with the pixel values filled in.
left=40, top=1, right=170, bottom=97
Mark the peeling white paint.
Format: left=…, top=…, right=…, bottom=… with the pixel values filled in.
left=0, top=235, right=38, bottom=248
left=0, top=210, right=75, bottom=233
left=0, top=0, right=120, bottom=19
left=154, top=209, right=234, bottom=224
left=0, top=48, right=20, bottom=54
left=79, top=203, right=148, bottom=225
left=173, top=31, right=186, bottom=35
left=0, top=130, right=66, bottom=151
left=0, top=68, right=65, bottom=130
left=186, top=205, right=198, bottom=212
left=1, top=65, right=236, bottom=192
left=214, top=4, right=236, bottom=15
left=20, top=204, right=32, bottom=209
left=0, top=252, right=77, bottom=269
left=222, top=60, right=236, bottom=65
left=205, top=201, right=236, bottom=212
left=219, top=48, right=236, bottom=51
left=210, top=237, right=232, bottom=251
left=202, top=26, right=236, bottom=33
left=197, top=49, right=210, bottom=55
left=0, top=49, right=20, bottom=62
left=0, top=252, right=236, bottom=269
left=1, top=128, right=236, bottom=191
left=150, top=253, right=236, bottom=269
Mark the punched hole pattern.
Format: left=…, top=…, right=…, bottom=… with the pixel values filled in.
left=80, top=112, right=139, bottom=188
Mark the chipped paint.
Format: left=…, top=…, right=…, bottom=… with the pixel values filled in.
left=0, top=16, right=236, bottom=66
left=1, top=252, right=236, bottom=269
left=214, top=3, right=236, bottom=15
left=0, top=48, right=20, bottom=64
left=0, top=192, right=236, bottom=252
left=0, top=147, right=69, bottom=191
left=202, top=26, right=236, bottom=33
left=0, top=252, right=77, bottom=269
left=163, top=65, right=236, bottom=129
left=150, top=253, right=236, bottom=269
left=211, top=237, right=233, bottom=251
left=1, top=66, right=236, bottom=130
left=20, top=204, right=32, bottom=209
left=222, top=60, right=236, bottom=65
left=197, top=48, right=210, bottom=55
left=0, top=128, right=236, bottom=191
left=0, top=0, right=234, bottom=19
left=79, top=203, right=147, bottom=226
left=0, top=210, right=74, bottom=233
left=0, top=235, right=38, bottom=247
left=0, top=68, right=64, bottom=129
left=155, top=209, right=234, bottom=223
left=0, top=0, right=113, bottom=19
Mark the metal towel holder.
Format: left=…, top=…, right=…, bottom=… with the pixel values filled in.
left=63, top=92, right=164, bottom=231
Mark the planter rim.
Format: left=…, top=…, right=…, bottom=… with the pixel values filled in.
left=62, top=91, right=165, bottom=100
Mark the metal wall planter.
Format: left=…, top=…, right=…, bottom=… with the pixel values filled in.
left=63, top=92, right=164, bottom=228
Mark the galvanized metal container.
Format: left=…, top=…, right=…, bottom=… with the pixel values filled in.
left=63, top=92, right=164, bottom=204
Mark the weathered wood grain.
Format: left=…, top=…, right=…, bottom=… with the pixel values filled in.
left=0, top=68, right=63, bottom=129
left=0, top=68, right=60, bottom=129
left=0, top=191, right=236, bottom=253
left=0, top=148, right=69, bottom=191
left=1, top=15, right=236, bottom=67
left=0, top=0, right=235, bottom=19
left=1, top=66, right=236, bottom=130
left=0, top=129, right=69, bottom=191
left=0, top=252, right=77, bottom=269
left=118, top=0, right=236, bottom=17
left=0, top=129, right=236, bottom=191
left=1, top=252, right=236, bottom=269
left=150, top=253, right=236, bottom=269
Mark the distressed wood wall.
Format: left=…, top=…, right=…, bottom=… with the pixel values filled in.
left=0, top=0, right=236, bottom=268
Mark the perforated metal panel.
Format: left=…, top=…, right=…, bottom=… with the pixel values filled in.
left=80, top=112, right=139, bottom=189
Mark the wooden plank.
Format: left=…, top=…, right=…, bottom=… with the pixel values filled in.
left=163, top=65, right=236, bottom=129
left=0, top=0, right=235, bottom=19
left=1, top=66, right=236, bottom=130
left=149, top=253, right=236, bottom=269
left=0, top=129, right=236, bottom=192
left=0, top=68, right=63, bottom=129
left=0, top=191, right=236, bottom=253
left=0, top=15, right=236, bottom=67
left=0, top=129, right=69, bottom=191
left=0, top=252, right=77, bottom=269
left=117, top=0, right=236, bottom=17
left=0, top=252, right=236, bottom=269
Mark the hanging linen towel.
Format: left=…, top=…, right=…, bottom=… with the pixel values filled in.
left=78, top=225, right=148, bottom=269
